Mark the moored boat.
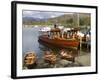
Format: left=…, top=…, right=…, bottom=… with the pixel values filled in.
left=60, top=49, right=75, bottom=62
left=39, top=35, right=79, bottom=48
left=38, top=27, right=79, bottom=48
left=43, top=51, right=57, bottom=64
left=24, top=52, right=37, bottom=69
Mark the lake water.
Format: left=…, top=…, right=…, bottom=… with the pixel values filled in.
left=23, top=27, right=42, bottom=58
left=22, top=26, right=90, bottom=69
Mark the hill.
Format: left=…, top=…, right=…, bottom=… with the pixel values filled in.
left=23, top=13, right=90, bottom=27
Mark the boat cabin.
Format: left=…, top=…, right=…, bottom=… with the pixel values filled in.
left=47, top=27, right=79, bottom=40
left=49, top=28, right=61, bottom=39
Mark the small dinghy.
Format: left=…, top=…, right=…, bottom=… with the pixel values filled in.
left=24, top=51, right=37, bottom=69
left=43, top=51, right=57, bottom=64
left=60, top=49, right=75, bottom=62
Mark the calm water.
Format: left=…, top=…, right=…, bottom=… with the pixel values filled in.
left=23, top=27, right=43, bottom=59
left=22, top=26, right=90, bottom=69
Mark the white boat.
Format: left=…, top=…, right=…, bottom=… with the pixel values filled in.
left=39, top=27, right=51, bottom=32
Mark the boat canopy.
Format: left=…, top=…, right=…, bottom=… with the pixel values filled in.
left=50, top=28, right=61, bottom=32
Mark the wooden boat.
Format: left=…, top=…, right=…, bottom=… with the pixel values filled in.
left=60, top=49, right=75, bottom=62
left=59, top=49, right=79, bottom=62
left=38, top=28, right=79, bottom=48
left=39, top=35, right=79, bottom=48
left=43, top=51, right=56, bottom=64
left=24, top=52, right=37, bottom=69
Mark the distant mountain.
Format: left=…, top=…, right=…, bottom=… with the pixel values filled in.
left=23, top=13, right=90, bottom=27
left=23, top=17, right=47, bottom=21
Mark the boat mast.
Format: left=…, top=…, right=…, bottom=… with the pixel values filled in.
left=73, top=13, right=80, bottom=28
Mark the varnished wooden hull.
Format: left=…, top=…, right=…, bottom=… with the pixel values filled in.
left=38, top=35, right=79, bottom=48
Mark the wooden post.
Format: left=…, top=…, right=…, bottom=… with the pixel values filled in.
left=79, top=37, right=82, bottom=51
